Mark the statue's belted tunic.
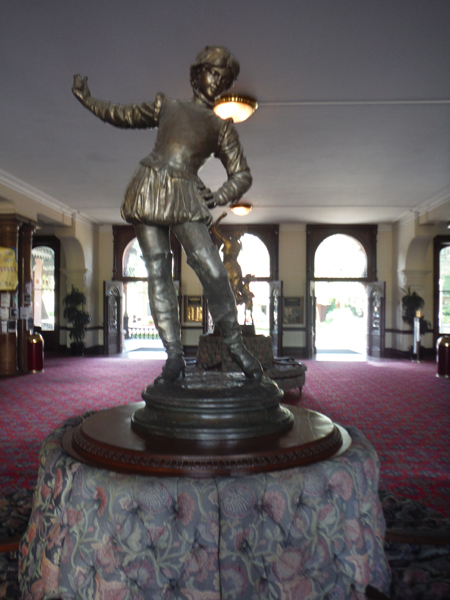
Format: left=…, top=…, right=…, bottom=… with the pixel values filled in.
left=83, top=92, right=251, bottom=226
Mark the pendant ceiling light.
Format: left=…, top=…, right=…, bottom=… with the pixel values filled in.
left=214, top=94, right=258, bottom=123
left=230, top=203, right=253, bottom=216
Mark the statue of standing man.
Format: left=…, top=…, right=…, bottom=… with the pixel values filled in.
left=72, top=46, right=262, bottom=385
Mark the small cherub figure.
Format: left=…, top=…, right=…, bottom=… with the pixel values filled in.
left=211, top=213, right=255, bottom=325
left=242, top=274, right=255, bottom=325
left=72, top=46, right=262, bottom=384
left=210, top=212, right=244, bottom=302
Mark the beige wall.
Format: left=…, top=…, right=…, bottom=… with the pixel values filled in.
left=279, top=224, right=307, bottom=350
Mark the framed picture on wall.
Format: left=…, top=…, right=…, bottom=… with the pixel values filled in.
left=184, top=295, right=203, bottom=323
left=283, top=297, right=304, bottom=325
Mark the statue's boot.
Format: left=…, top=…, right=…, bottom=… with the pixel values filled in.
left=143, top=251, right=185, bottom=385
left=180, top=227, right=263, bottom=381
left=153, top=345, right=186, bottom=386
left=217, top=320, right=263, bottom=380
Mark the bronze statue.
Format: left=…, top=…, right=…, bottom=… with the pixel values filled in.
left=211, top=212, right=255, bottom=324
left=72, top=46, right=262, bottom=384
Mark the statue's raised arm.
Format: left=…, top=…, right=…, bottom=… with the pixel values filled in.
left=72, top=74, right=158, bottom=129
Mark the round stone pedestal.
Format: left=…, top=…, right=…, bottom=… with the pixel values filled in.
left=133, top=372, right=293, bottom=440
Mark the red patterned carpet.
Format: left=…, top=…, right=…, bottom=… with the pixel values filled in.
left=287, top=358, right=450, bottom=516
left=1, top=354, right=449, bottom=515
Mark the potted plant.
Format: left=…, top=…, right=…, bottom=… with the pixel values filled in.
left=400, top=287, right=431, bottom=335
left=63, top=286, right=91, bottom=355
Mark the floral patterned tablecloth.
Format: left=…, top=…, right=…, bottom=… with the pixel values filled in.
left=19, top=414, right=390, bottom=600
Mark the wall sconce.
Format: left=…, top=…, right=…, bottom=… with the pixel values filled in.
left=214, top=95, right=258, bottom=123
left=230, top=203, right=253, bottom=216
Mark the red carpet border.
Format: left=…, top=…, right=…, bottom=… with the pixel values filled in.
left=1, top=355, right=449, bottom=516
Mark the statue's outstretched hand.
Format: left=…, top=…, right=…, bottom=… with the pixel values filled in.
left=72, top=74, right=91, bottom=102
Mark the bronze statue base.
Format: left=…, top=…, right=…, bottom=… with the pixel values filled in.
left=133, top=372, right=292, bottom=440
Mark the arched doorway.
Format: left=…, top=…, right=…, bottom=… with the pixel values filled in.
left=306, top=225, right=378, bottom=360
left=314, top=234, right=368, bottom=358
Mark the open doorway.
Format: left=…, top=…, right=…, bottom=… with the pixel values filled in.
left=310, top=230, right=373, bottom=361
left=315, top=281, right=367, bottom=358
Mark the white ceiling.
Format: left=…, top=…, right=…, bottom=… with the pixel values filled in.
left=1, top=0, right=449, bottom=227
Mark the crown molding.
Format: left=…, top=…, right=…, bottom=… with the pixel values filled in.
left=0, top=169, right=97, bottom=226
left=397, top=186, right=450, bottom=225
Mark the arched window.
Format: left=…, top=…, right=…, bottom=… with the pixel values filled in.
left=123, top=237, right=148, bottom=278
left=112, top=225, right=181, bottom=282
left=314, top=234, right=367, bottom=278
left=307, top=224, right=377, bottom=282
left=225, top=233, right=271, bottom=278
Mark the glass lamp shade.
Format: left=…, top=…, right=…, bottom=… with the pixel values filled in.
left=214, top=95, right=258, bottom=123
left=230, top=203, right=253, bottom=216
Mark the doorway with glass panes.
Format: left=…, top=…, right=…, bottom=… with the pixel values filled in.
left=306, top=225, right=379, bottom=360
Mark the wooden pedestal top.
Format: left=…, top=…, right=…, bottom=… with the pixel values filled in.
left=62, top=403, right=343, bottom=478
